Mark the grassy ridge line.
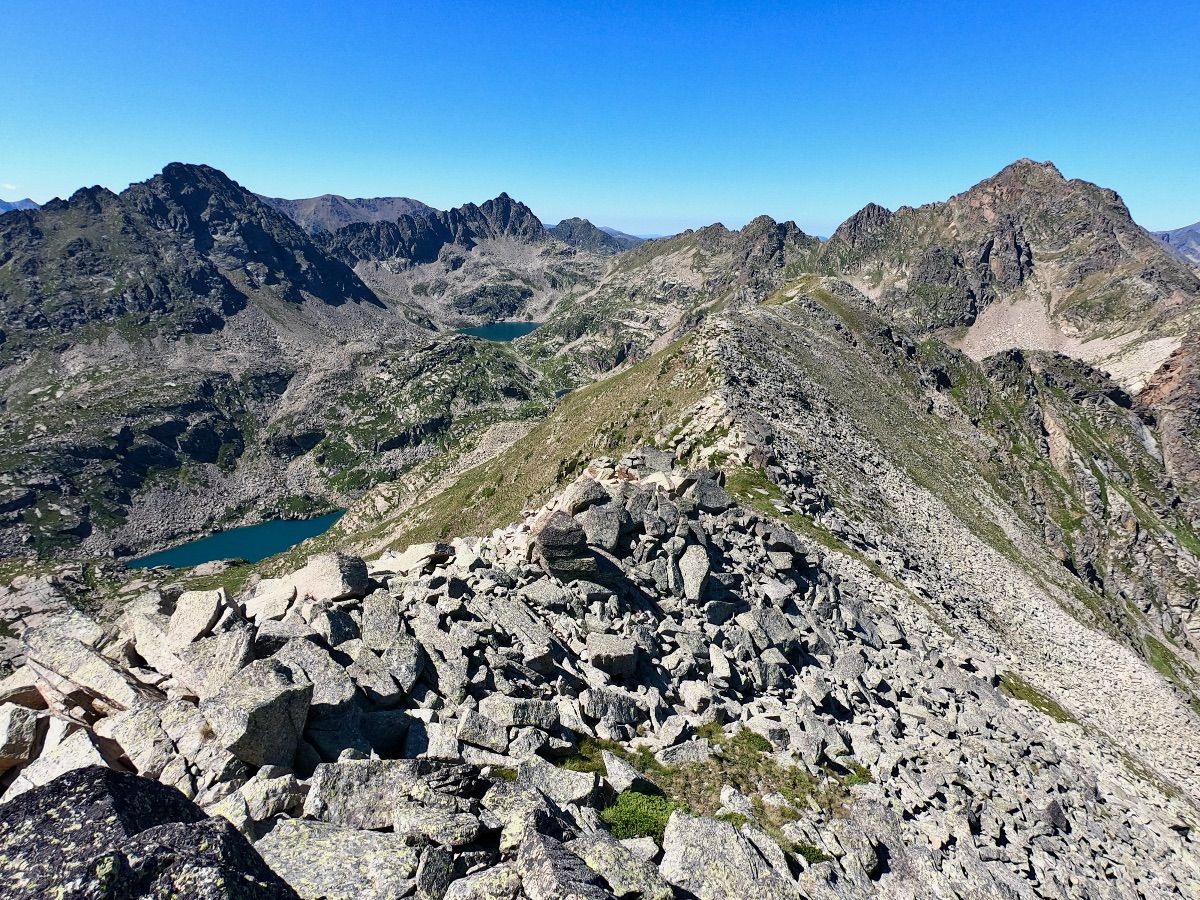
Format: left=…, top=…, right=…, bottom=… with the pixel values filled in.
left=332, top=333, right=712, bottom=552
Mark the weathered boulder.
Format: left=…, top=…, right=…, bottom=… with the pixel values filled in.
left=201, top=658, right=312, bottom=767
left=381, top=634, right=427, bottom=695
left=288, top=553, right=370, bottom=603
left=0, top=766, right=297, bottom=899
left=577, top=504, right=624, bottom=552
left=2, top=728, right=117, bottom=800
left=481, top=781, right=572, bottom=852
left=211, top=768, right=307, bottom=835
left=457, top=708, right=510, bottom=753
left=255, top=818, right=420, bottom=900
left=379, top=542, right=455, bottom=578
left=167, top=588, right=225, bottom=649
left=175, top=626, right=254, bottom=699
left=678, top=545, right=711, bottom=602
left=479, top=694, right=559, bottom=730
left=531, top=510, right=598, bottom=580
left=585, top=632, right=637, bottom=677
left=443, top=863, right=521, bottom=900
left=304, top=758, right=433, bottom=829
left=516, top=754, right=599, bottom=807
left=658, top=811, right=799, bottom=899
left=415, top=845, right=455, bottom=900
left=24, top=626, right=148, bottom=717
left=393, top=802, right=483, bottom=847
left=0, top=665, right=47, bottom=708
left=0, top=702, right=39, bottom=773
left=568, top=830, right=674, bottom=900
left=601, top=750, right=661, bottom=795
left=360, top=591, right=404, bottom=650
left=244, top=578, right=297, bottom=622
left=516, top=831, right=614, bottom=900
left=119, top=816, right=300, bottom=899
left=562, top=477, right=610, bottom=514
left=687, top=473, right=733, bottom=513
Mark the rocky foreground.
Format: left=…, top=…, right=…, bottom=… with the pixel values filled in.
left=2, top=449, right=1198, bottom=899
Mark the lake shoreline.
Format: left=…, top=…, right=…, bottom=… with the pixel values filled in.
left=127, top=510, right=345, bottom=570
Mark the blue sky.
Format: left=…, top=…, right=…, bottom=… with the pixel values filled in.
left=2, top=1, right=1197, bottom=235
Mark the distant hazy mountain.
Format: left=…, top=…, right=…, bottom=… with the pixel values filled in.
left=0, top=198, right=38, bottom=214
left=259, top=193, right=435, bottom=235
left=549, top=218, right=643, bottom=254
left=598, top=225, right=646, bottom=248
left=1155, top=221, right=1200, bottom=266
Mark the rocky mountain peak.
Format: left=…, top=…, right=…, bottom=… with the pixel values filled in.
left=473, top=193, right=546, bottom=241
left=830, top=202, right=893, bottom=248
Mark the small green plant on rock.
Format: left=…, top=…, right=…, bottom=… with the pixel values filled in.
left=600, top=791, right=680, bottom=841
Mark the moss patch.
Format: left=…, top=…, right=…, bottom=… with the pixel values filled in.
left=1000, top=671, right=1076, bottom=725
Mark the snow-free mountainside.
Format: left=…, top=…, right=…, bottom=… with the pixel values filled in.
left=3, top=161, right=1200, bottom=899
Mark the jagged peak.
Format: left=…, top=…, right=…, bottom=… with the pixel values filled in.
left=831, top=201, right=894, bottom=248
left=996, top=157, right=1064, bottom=179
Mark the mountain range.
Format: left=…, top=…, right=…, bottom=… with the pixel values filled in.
left=4, top=157, right=1200, bottom=898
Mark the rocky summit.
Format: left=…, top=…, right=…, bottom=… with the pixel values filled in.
left=4, top=157, right=1200, bottom=900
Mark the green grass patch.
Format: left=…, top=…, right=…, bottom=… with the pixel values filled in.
left=599, top=791, right=681, bottom=841
left=999, top=671, right=1076, bottom=725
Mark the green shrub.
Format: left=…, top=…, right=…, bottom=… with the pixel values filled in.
left=600, top=791, right=680, bottom=841
left=842, top=761, right=873, bottom=786
left=797, top=842, right=831, bottom=864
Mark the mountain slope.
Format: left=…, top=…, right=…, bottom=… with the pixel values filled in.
left=522, top=215, right=820, bottom=387
left=0, top=162, right=381, bottom=357
left=259, top=193, right=434, bottom=235
left=1156, top=220, right=1200, bottom=266
left=60, top=274, right=1197, bottom=898
left=599, top=224, right=647, bottom=245
left=820, top=160, right=1200, bottom=391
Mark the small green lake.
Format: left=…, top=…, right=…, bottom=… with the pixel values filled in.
left=460, top=321, right=541, bottom=341
left=128, top=511, right=344, bottom=570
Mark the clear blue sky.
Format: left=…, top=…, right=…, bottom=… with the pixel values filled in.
left=3, top=1, right=1197, bottom=235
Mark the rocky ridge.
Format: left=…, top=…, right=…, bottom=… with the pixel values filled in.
left=3, top=446, right=1198, bottom=898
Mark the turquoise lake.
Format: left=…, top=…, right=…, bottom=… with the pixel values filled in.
left=460, top=321, right=541, bottom=341
left=128, top=511, right=344, bottom=569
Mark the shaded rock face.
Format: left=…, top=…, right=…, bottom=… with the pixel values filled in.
left=0, top=765, right=297, bottom=899
left=1138, top=332, right=1200, bottom=523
